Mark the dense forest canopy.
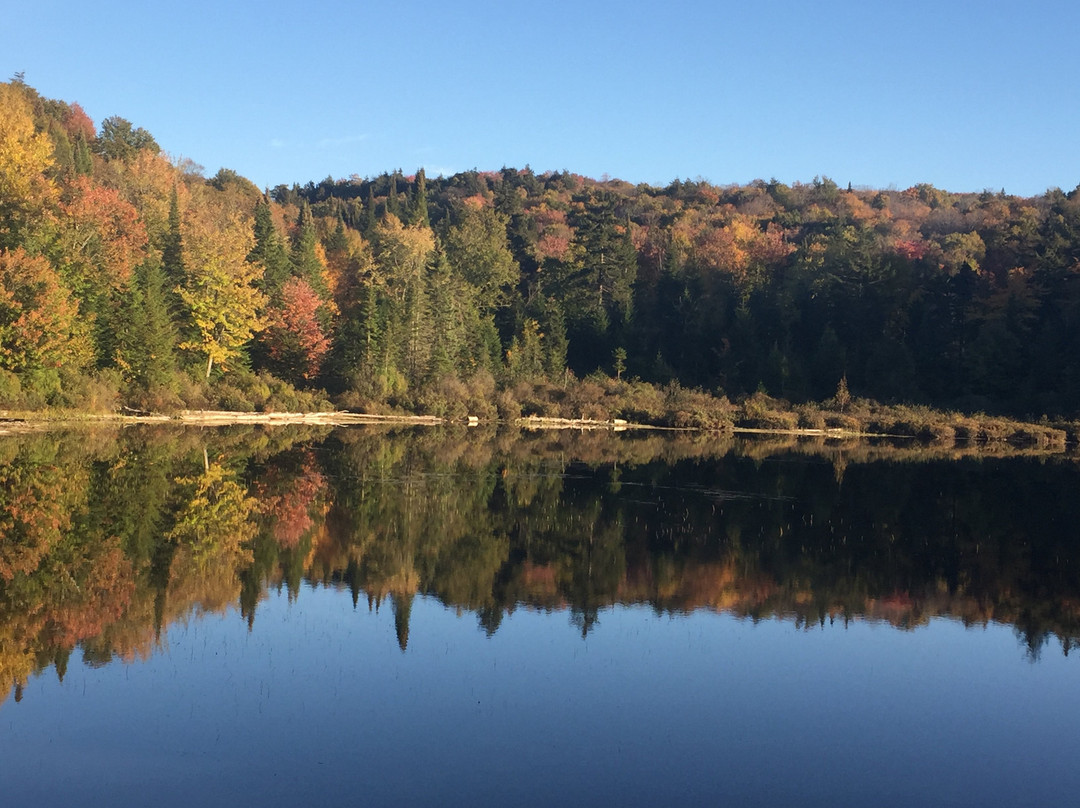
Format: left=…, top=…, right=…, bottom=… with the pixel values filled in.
left=2, top=77, right=1080, bottom=417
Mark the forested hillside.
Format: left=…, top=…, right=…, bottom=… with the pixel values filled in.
left=3, top=78, right=1080, bottom=419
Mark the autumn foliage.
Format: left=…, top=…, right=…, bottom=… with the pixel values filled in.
left=0, top=248, right=91, bottom=373
left=263, top=278, right=331, bottom=381
left=57, top=175, right=147, bottom=293
left=2, top=79, right=1080, bottom=419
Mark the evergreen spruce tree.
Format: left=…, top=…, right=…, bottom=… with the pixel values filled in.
left=540, top=298, right=569, bottom=378
left=402, top=266, right=432, bottom=386
left=330, top=275, right=378, bottom=390
left=73, top=133, right=93, bottom=175
left=290, top=201, right=329, bottom=298
left=251, top=196, right=275, bottom=254
left=161, top=186, right=185, bottom=291
left=408, top=167, right=430, bottom=228
left=833, top=374, right=851, bottom=412
left=562, top=189, right=637, bottom=372
left=364, top=185, right=377, bottom=236
left=360, top=282, right=382, bottom=369
left=158, top=185, right=196, bottom=348
left=117, top=259, right=177, bottom=393
left=469, top=314, right=502, bottom=374
left=48, top=121, right=74, bottom=174
left=343, top=198, right=363, bottom=230
left=386, top=172, right=400, bottom=218
left=249, top=196, right=291, bottom=296
left=508, top=319, right=545, bottom=381
left=612, top=219, right=638, bottom=327
left=327, top=215, right=348, bottom=255
left=427, top=246, right=464, bottom=378
left=494, top=168, right=524, bottom=216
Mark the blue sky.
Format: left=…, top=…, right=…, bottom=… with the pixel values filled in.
left=5, top=0, right=1079, bottom=196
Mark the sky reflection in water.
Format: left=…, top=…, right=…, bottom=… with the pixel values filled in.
left=3, top=587, right=1078, bottom=808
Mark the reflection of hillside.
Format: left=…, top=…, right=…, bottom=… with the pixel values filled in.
left=0, top=427, right=323, bottom=706
left=2, top=425, right=1080, bottom=706
left=504, top=559, right=1080, bottom=653
left=301, top=428, right=1080, bottom=655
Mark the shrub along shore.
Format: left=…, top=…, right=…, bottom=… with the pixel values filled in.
left=1, top=371, right=1075, bottom=449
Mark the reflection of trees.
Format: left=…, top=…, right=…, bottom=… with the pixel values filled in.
left=165, top=456, right=258, bottom=615
left=5, top=425, right=1080, bottom=706
left=311, top=430, right=1080, bottom=653
left=282, top=430, right=1080, bottom=651
left=0, top=434, right=135, bottom=702
left=0, top=438, right=86, bottom=581
left=391, top=593, right=413, bottom=651
left=316, top=429, right=508, bottom=644
left=253, top=449, right=327, bottom=550
left=0, top=428, right=292, bottom=703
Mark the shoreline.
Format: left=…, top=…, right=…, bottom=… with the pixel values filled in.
left=0, top=409, right=446, bottom=434
left=1, top=409, right=866, bottom=435
left=0, top=408, right=1033, bottom=444
left=0, top=409, right=869, bottom=438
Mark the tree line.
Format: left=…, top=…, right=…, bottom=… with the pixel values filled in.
left=2, top=78, right=1080, bottom=417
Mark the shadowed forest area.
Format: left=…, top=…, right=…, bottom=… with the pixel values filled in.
left=3, top=425, right=1079, bottom=707
left=3, top=79, right=1080, bottom=431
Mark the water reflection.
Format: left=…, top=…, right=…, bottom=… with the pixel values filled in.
left=2, top=424, right=1080, bottom=706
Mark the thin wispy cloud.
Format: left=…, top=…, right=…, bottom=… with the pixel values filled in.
left=317, top=134, right=369, bottom=149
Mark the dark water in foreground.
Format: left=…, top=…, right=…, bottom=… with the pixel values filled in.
left=0, top=425, right=1078, bottom=806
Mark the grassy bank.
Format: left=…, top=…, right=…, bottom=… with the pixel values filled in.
left=486, top=376, right=1076, bottom=448
left=3, top=368, right=1076, bottom=450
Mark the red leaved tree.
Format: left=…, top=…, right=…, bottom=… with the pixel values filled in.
left=263, top=277, right=331, bottom=382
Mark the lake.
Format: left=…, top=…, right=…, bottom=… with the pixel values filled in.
left=1, top=425, right=1078, bottom=806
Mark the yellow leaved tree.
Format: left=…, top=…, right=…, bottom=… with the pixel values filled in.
left=179, top=209, right=266, bottom=377
left=0, top=82, right=57, bottom=249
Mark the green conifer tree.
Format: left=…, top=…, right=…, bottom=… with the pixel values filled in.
left=249, top=196, right=291, bottom=297
left=47, top=120, right=73, bottom=174
left=427, top=246, right=464, bottom=378
left=386, top=172, right=400, bottom=218
left=73, top=133, right=93, bottom=175
left=401, top=268, right=432, bottom=386
left=290, top=202, right=328, bottom=298
left=360, top=282, right=382, bottom=367
left=117, top=258, right=177, bottom=393
left=364, top=185, right=377, bottom=236
left=161, top=186, right=185, bottom=289
left=409, top=167, right=430, bottom=228
left=158, top=185, right=194, bottom=345
left=540, top=298, right=569, bottom=379
left=327, top=215, right=349, bottom=255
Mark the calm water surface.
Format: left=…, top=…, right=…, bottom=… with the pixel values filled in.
left=0, top=426, right=1077, bottom=806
